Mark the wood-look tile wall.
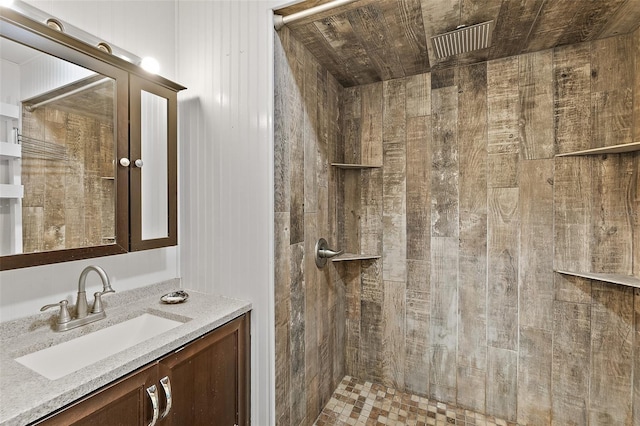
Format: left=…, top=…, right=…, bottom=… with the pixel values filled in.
left=337, top=28, right=640, bottom=425
left=274, top=26, right=346, bottom=426
left=275, top=25, right=640, bottom=426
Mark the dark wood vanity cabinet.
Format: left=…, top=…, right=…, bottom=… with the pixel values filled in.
left=34, top=313, right=250, bottom=426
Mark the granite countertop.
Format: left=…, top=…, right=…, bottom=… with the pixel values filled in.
left=0, top=279, right=251, bottom=426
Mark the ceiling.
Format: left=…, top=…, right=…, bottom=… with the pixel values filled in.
left=274, top=0, right=640, bottom=87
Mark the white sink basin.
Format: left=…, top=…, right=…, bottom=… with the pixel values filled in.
left=15, top=313, right=183, bottom=380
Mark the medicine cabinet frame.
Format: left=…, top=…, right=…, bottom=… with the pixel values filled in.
left=0, top=8, right=185, bottom=270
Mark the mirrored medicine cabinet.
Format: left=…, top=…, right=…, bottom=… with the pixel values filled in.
left=0, top=7, right=185, bottom=270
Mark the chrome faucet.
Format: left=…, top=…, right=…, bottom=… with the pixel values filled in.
left=41, top=266, right=115, bottom=332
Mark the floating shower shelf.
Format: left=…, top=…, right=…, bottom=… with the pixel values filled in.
left=331, top=253, right=381, bottom=262
left=555, top=141, right=640, bottom=157
left=331, top=163, right=382, bottom=169
left=555, top=270, right=640, bottom=289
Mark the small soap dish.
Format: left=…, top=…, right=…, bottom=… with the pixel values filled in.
left=161, top=290, right=189, bottom=304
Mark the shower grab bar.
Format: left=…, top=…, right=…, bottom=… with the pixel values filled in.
left=315, top=238, right=343, bottom=268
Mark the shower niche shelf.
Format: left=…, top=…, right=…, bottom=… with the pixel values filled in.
left=555, top=141, right=640, bottom=157
left=554, top=141, right=640, bottom=289
left=555, top=270, right=640, bottom=289
left=331, top=163, right=382, bottom=169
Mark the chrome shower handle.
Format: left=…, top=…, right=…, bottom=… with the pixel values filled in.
left=318, top=247, right=344, bottom=258
left=315, top=238, right=343, bottom=268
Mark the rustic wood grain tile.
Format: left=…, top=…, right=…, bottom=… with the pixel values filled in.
left=404, top=260, right=429, bottom=395
left=275, top=211, right=291, bottom=426
left=429, top=237, right=458, bottom=404
left=553, top=157, right=593, bottom=273
left=486, top=346, right=517, bottom=422
left=418, top=0, right=459, bottom=69
left=290, top=242, right=306, bottom=426
left=517, top=327, right=552, bottom=425
left=304, top=52, right=320, bottom=215
left=346, top=4, right=404, bottom=82
left=382, top=280, right=406, bottom=389
left=274, top=30, right=291, bottom=214
left=519, top=50, right=555, bottom=159
left=552, top=301, right=591, bottom=426
left=489, top=0, right=544, bottom=59
left=557, top=0, right=627, bottom=46
left=378, top=0, right=429, bottom=77
left=405, top=72, right=431, bottom=118
left=488, top=57, right=520, bottom=188
left=305, top=213, right=320, bottom=418
left=524, top=0, right=584, bottom=53
left=360, top=167, right=383, bottom=257
left=590, top=154, right=635, bottom=275
left=382, top=79, right=407, bottom=282
left=360, top=82, right=383, bottom=165
left=360, top=260, right=384, bottom=383
left=288, top=36, right=306, bottom=246
left=635, top=27, right=640, bottom=143
left=343, top=262, right=362, bottom=376
left=314, top=13, right=377, bottom=85
left=431, top=85, right=459, bottom=238
left=590, top=35, right=634, bottom=149
left=554, top=43, right=592, bottom=154
left=519, top=160, right=554, bottom=331
left=456, top=62, right=488, bottom=413
left=487, top=187, right=519, bottom=351
left=589, top=282, right=634, bottom=425
left=406, top=115, right=430, bottom=262
left=634, top=289, right=640, bottom=425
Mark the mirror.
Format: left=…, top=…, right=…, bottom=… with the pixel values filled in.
left=140, top=90, right=168, bottom=240
left=0, top=7, right=184, bottom=270
left=0, top=10, right=131, bottom=270
left=1, top=36, right=118, bottom=256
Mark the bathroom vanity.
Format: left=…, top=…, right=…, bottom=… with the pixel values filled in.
left=0, top=281, right=251, bottom=426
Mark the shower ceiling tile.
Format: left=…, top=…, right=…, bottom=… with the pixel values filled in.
left=275, top=0, right=640, bottom=87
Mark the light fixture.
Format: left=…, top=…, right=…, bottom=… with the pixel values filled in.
left=140, top=57, right=160, bottom=74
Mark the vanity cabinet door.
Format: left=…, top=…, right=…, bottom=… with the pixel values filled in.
left=129, top=75, right=178, bottom=252
left=34, top=363, right=157, bottom=426
left=157, top=313, right=250, bottom=426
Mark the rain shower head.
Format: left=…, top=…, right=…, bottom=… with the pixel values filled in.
left=431, top=20, right=494, bottom=59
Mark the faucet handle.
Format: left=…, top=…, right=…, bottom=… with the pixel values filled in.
left=41, top=300, right=72, bottom=324
left=91, top=289, right=114, bottom=314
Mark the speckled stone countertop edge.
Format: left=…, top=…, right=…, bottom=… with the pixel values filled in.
left=0, top=281, right=252, bottom=426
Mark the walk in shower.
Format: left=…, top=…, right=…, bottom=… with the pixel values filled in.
left=273, top=1, right=640, bottom=425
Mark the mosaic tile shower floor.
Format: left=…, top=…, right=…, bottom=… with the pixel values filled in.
left=314, top=376, right=519, bottom=426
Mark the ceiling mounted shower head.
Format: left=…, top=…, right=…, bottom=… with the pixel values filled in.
left=431, top=20, right=494, bottom=59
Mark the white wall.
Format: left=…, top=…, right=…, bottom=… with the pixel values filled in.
left=176, top=1, right=277, bottom=423
left=0, top=1, right=179, bottom=321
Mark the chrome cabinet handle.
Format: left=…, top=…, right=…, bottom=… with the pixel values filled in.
left=146, top=384, right=159, bottom=426
left=134, top=159, right=143, bottom=168
left=119, top=157, right=130, bottom=167
left=159, top=376, right=172, bottom=420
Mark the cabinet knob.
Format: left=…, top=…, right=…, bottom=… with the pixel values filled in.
left=119, top=157, right=131, bottom=167
left=146, top=384, right=159, bottom=426
left=134, top=159, right=144, bottom=168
